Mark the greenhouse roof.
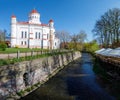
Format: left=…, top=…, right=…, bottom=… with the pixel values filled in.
left=95, top=47, right=120, bottom=58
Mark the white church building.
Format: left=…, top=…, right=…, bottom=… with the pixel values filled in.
left=10, top=9, right=60, bottom=49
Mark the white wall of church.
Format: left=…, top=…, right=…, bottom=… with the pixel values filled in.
left=10, top=9, right=59, bottom=49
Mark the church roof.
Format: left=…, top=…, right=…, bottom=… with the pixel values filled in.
left=17, top=22, right=48, bottom=27
left=11, top=15, right=16, bottom=18
left=49, top=19, right=54, bottom=23
left=30, top=9, right=39, bottom=14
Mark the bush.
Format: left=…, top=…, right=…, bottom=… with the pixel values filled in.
left=15, top=45, right=19, bottom=48
left=0, top=42, right=7, bottom=51
left=25, top=87, right=31, bottom=92
left=17, top=90, right=25, bottom=96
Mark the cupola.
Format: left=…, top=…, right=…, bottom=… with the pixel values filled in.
left=49, top=19, right=54, bottom=28
left=29, top=9, right=41, bottom=24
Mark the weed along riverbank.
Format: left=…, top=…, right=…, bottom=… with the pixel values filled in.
left=20, top=53, right=115, bottom=100
left=0, top=51, right=81, bottom=100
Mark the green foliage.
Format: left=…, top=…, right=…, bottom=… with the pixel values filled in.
left=15, top=45, right=19, bottom=48
left=25, top=87, right=31, bottom=92
left=68, top=42, right=83, bottom=50
left=0, top=50, right=72, bottom=66
left=0, top=48, right=45, bottom=54
left=17, top=90, right=25, bottom=96
left=84, top=40, right=99, bottom=53
left=0, top=59, right=9, bottom=65
left=0, top=42, right=7, bottom=51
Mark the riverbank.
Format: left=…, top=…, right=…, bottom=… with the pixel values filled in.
left=20, top=53, right=115, bottom=100
left=93, top=58, right=120, bottom=100
left=0, top=51, right=81, bottom=100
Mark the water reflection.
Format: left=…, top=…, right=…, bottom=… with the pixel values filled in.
left=20, top=53, right=115, bottom=100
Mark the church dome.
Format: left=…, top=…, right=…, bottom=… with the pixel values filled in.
left=29, top=9, right=41, bottom=24
left=49, top=19, right=54, bottom=23
left=11, top=15, right=16, bottom=18
left=30, top=9, right=39, bottom=14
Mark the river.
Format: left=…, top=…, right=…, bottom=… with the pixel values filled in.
left=20, top=53, right=116, bottom=100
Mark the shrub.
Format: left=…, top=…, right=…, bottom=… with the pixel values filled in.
left=25, top=87, right=31, bottom=92
left=15, top=45, right=19, bottom=48
left=17, top=90, right=25, bottom=96
left=0, top=42, right=7, bottom=51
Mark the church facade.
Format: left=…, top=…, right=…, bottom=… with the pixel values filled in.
left=10, top=9, right=60, bottom=49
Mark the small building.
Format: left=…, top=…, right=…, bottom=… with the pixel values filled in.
left=10, top=9, right=60, bottom=49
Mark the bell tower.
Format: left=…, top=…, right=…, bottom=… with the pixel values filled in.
left=11, top=15, right=17, bottom=47
left=29, top=9, right=41, bottom=24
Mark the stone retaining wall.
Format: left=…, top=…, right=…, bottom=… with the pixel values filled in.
left=0, top=51, right=81, bottom=99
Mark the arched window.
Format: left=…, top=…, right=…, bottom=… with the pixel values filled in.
left=39, top=32, right=40, bottom=39
left=55, top=42, right=56, bottom=46
left=25, top=31, right=27, bottom=38
left=21, top=41, right=23, bottom=45
left=25, top=41, right=27, bottom=45
left=29, top=16, right=31, bottom=20
left=47, top=34, right=49, bottom=39
left=35, top=32, right=37, bottom=39
left=21, top=31, right=24, bottom=38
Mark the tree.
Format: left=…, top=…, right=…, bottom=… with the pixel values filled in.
left=70, top=34, right=79, bottom=49
left=77, top=30, right=87, bottom=43
left=70, top=30, right=87, bottom=50
left=55, top=31, right=70, bottom=48
left=93, top=8, right=120, bottom=48
left=84, top=40, right=99, bottom=53
left=0, top=29, right=6, bottom=42
left=0, top=42, right=7, bottom=51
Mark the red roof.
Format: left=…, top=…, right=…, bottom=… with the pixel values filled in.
left=17, top=22, right=48, bottom=27
left=11, top=15, right=16, bottom=18
left=30, top=9, right=39, bottom=14
left=49, top=19, right=54, bottom=23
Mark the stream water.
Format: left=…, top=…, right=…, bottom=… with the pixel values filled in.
left=20, top=53, right=116, bottom=100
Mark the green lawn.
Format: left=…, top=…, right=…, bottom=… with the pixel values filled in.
left=0, top=48, right=43, bottom=54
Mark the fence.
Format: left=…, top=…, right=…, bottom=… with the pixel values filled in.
left=0, top=49, right=73, bottom=60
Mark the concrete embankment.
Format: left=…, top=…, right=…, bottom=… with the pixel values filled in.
left=0, top=51, right=81, bottom=100
left=95, top=54, right=120, bottom=78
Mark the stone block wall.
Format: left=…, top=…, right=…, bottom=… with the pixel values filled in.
left=0, top=51, right=81, bottom=99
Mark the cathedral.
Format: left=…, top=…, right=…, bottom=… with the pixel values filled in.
left=10, top=9, right=60, bottom=49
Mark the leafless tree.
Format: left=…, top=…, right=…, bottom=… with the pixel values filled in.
left=93, top=8, right=120, bottom=48
left=55, top=31, right=71, bottom=48
left=70, top=30, right=87, bottom=50
left=0, top=29, right=6, bottom=42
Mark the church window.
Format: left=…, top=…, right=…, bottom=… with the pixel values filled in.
left=55, top=42, right=56, bottom=46
left=25, top=41, right=27, bottom=45
left=29, top=16, right=31, bottom=20
left=21, top=41, right=23, bottom=45
left=25, top=32, right=27, bottom=38
left=35, top=32, right=37, bottom=39
left=21, top=31, right=24, bottom=38
left=47, top=34, right=49, bottom=39
left=39, top=32, right=40, bottom=39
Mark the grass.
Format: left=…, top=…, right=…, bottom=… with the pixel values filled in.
left=17, top=90, right=26, bottom=96
left=0, top=48, right=45, bottom=54
left=0, top=51, right=72, bottom=66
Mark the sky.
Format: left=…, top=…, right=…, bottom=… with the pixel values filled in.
left=0, top=0, right=120, bottom=41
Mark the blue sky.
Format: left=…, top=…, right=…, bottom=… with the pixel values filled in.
left=0, top=0, right=120, bottom=41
